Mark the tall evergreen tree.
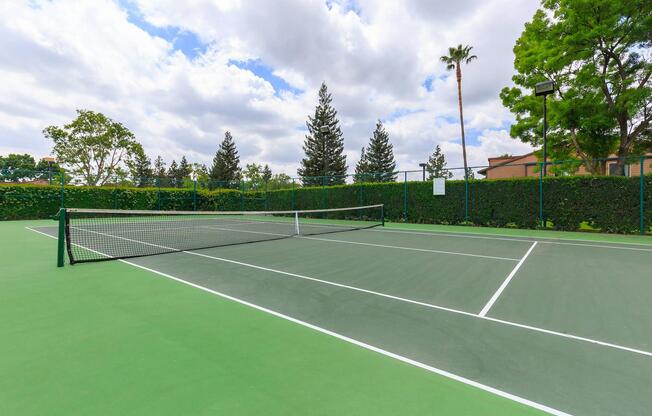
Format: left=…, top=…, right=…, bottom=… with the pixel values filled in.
left=178, top=155, right=191, bottom=185
left=354, top=147, right=370, bottom=183
left=426, top=145, right=453, bottom=179
left=209, top=131, right=241, bottom=187
left=128, top=150, right=153, bottom=187
left=363, top=120, right=396, bottom=182
left=153, top=155, right=166, bottom=186
left=167, top=160, right=179, bottom=187
left=262, top=164, right=272, bottom=183
left=298, top=82, right=347, bottom=186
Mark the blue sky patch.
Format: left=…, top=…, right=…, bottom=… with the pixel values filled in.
left=387, top=108, right=425, bottom=122
left=229, top=59, right=303, bottom=97
left=121, top=1, right=208, bottom=59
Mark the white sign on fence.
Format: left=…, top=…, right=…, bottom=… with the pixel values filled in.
left=433, top=177, right=446, bottom=195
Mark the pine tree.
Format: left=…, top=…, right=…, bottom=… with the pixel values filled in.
left=426, top=145, right=453, bottom=179
left=129, top=150, right=153, bottom=187
left=354, top=147, right=370, bottom=183
left=167, top=160, right=179, bottom=187
left=153, top=156, right=167, bottom=186
left=178, top=156, right=191, bottom=186
left=262, top=164, right=272, bottom=183
left=209, top=131, right=241, bottom=188
left=363, top=120, right=396, bottom=182
left=298, top=82, right=347, bottom=186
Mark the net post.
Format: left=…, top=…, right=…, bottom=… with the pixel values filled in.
left=294, top=211, right=300, bottom=235
left=640, top=156, right=645, bottom=235
left=57, top=208, right=65, bottom=267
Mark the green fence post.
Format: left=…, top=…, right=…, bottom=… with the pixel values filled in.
left=640, top=156, right=645, bottom=235
left=240, top=180, right=245, bottom=211
left=59, top=172, right=65, bottom=209
left=539, top=162, right=544, bottom=228
left=156, top=178, right=161, bottom=210
left=57, top=208, right=65, bottom=267
left=264, top=180, right=268, bottom=210
left=464, top=173, right=469, bottom=223
left=403, top=171, right=408, bottom=221
left=192, top=180, right=197, bottom=211
left=291, top=179, right=296, bottom=210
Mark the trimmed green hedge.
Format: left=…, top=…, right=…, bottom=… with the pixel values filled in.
left=2, top=175, right=651, bottom=234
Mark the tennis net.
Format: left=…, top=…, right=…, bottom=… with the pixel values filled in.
left=61, top=205, right=384, bottom=264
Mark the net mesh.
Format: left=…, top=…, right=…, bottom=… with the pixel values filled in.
left=64, top=205, right=384, bottom=264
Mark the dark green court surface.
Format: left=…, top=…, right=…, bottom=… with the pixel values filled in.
left=3, top=219, right=652, bottom=415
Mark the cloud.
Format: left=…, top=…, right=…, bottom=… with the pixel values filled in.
left=0, top=0, right=540, bottom=177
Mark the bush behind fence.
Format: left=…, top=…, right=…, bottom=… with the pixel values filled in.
left=2, top=174, right=650, bottom=234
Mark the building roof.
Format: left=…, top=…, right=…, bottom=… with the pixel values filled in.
left=477, top=151, right=536, bottom=176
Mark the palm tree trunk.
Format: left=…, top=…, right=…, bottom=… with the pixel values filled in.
left=456, top=64, right=468, bottom=178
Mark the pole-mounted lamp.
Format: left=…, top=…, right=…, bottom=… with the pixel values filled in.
left=534, top=80, right=555, bottom=176
left=42, top=156, right=56, bottom=185
left=418, top=163, right=427, bottom=181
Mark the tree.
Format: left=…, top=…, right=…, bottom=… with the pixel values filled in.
left=242, top=163, right=264, bottom=190
left=128, top=150, right=153, bottom=187
left=500, top=0, right=652, bottom=175
left=43, top=109, right=143, bottom=186
left=154, top=156, right=166, bottom=178
left=167, top=160, right=179, bottom=187
left=354, top=147, right=370, bottom=183
left=262, top=164, right=272, bottom=183
left=0, top=154, right=37, bottom=182
left=298, top=82, right=347, bottom=186
left=177, top=155, right=192, bottom=187
left=268, top=173, right=294, bottom=190
left=362, top=120, right=396, bottom=182
left=209, top=131, right=241, bottom=187
left=441, top=45, right=477, bottom=180
left=426, top=145, right=453, bottom=179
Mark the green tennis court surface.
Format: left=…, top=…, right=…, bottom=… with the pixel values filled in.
left=3, top=219, right=652, bottom=415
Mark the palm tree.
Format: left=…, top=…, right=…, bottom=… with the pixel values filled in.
left=440, top=45, right=477, bottom=179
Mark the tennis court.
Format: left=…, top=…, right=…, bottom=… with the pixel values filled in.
left=4, top=206, right=652, bottom=415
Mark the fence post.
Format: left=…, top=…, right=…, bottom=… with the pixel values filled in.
left=192, top=180, right=197, bottom=211
left=539, top=162, right=544, bottom=228
left=240, top=180, right=245, bottom=211
left=59, top=171, right=65, bottom=209
left=403, top=171, right=408, bottom=221
left=640, top=156, right=645, bottom=235
left=464, top=173, right=469, bottom=223
left=156, top=178, right=161, bottom=210
left=291, top=178, right=296, bottom=210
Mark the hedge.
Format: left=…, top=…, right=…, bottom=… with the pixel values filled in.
left=2, top=175, right=651, bottom=234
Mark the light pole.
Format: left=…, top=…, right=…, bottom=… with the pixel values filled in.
left=535, top=80, right=555, bottom=176
left=418, top=163, right=427, bottom=181
left=42, top=156, right=56, bottom=185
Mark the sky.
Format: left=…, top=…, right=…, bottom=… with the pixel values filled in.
left=0, top=0, right=539, bottom=177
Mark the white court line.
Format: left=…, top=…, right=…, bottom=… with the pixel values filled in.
left=301, top=236, right=519, bottom=262
left=25, top=226, right=571, bottom=416
left=368, top=228, right=652, bottom=252
left=479, top=242, right=538, bottom=317
left=35, top=226, right=652, bottom=359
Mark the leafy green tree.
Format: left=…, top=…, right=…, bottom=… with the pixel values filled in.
left=0, top=153, right=37, bottom=182
left=441, top=45, right=477, bottom=180
left=426, top=145, right=453, bottom=179
left=298, top=82, right=347, bottom=186
left=500, top=0, right=652, bottom=175
left=209, top=131, right=241, bottom=187
left=128, top=150, right=153, bottom=187
left=362, top=120, right=396, bottom=182
left=35, top=157, right=64, bottom=183
left=268, top=173, right=294, bottom=190
left=43, top=109, right=143, bottom=186
left=242, top=163, right=265, bottom=190
left=354, top=147, right=370, bottom=183
left=262, top=164, right=272, bottom=183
